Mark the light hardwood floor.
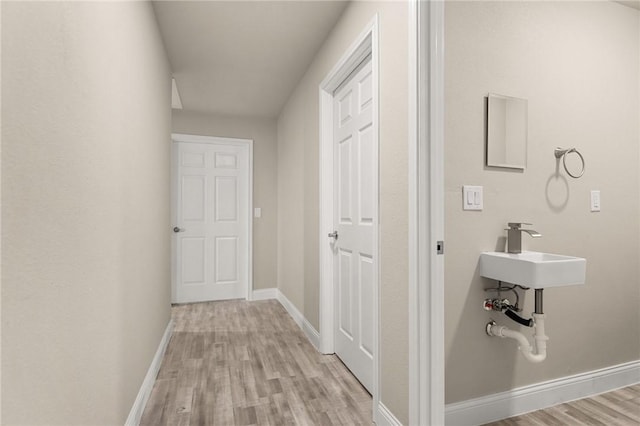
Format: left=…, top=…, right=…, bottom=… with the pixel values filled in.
left=140, top=299, right=373, bottom=425
left=484, top=383, right=640, bottom=426
left=141, top=299, right=639, bottom=426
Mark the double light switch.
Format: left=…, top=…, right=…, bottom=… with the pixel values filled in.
left=463, top=185, right=483, bottom=211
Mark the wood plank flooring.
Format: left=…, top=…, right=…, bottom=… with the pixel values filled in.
left=484, top=383, right=640, bottom=426
left=140, top=299, right=372, bottom=425
left=140, top=298, right=639, bottom=425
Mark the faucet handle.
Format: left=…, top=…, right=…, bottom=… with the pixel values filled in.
left=507, top=222, right=532, bottom=229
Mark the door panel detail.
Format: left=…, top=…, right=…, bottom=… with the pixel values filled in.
left=332, top=56, right=375, bottom=393
left=359, top=253, right=374, bottom=358
left=181, top=176, right=205, bottom=221
left=339, top=136, right=352, bottom=224
left=215, top=237, right=238, bottom=283
left=182, top=151, right=206, bottom=168
left=339, top=90, right=352, bottom=126
left=358, top=124, right=374, bottom=224
left=359, top=71, right=373, bottom=111
left=215, top=152, right=237, bottom=169
left=215, top=176, right=238, bottom=222
left=173, top=140, right=249, bottom=303
left=181, top=238, right=205, bottom=284
left=338, top=248, right=353, bottom=339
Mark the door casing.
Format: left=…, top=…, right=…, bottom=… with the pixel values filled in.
left=319, top=14, right=380, bottom=421
left=170, top=133, right=254, bottom=304
left=408, top=1, right=446, bottom=424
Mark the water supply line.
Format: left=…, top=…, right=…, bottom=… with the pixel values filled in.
left=486, top=289, right=549, bottom=363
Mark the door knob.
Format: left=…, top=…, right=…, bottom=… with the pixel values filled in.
left=173, top=227, right=185, bottom=233
left=328, top=231, right=338, bottom=240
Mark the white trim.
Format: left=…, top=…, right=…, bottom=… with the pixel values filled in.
left=170, top=133, right=254, bottom=303
left=428, top=1, right=446, bottom=425
left=276, top=290, right=320, bottom=350
left=251, top=288, right=278, bottom=301
left=409, top=0, right=446, bottom=424
left=276, top=289, right=304, bottom=328
left=249, top=288, right=320, bottom=348
left=170, top=142, right=179, bottom=303
left=408, top=1, right=419, bottom=423
left=171, top=78, right=183, bottom=110
left=445, top=360, right=640, bottom=426
left=375, top=402, right=403, bottom=426
left=125, top=320, right=174, bottom=426
left=318, top=15, right=380, bottom=423
left=171, top=133, right=252, bottom=147
left=302, top=320, right=321, bottom=351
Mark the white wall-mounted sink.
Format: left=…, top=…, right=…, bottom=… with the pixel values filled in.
left=479, top=251, right=586, bottom=289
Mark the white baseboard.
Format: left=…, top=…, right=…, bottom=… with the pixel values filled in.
left=376, top=402, right=403, bottom=426
left=445, top=360, right=640, bottom=426
left=274, top=289, right=303, bottom=327
left=275, top=290, right=320, bottom=351
left=302, top=319, right=321, bottom=350
left=274, top=291, right=398, bottom=424
left=125, top=319, right=174, bottom=426
left=248, top=287, right=321, bottom=350
left=251, top=287, right=278, bottom=301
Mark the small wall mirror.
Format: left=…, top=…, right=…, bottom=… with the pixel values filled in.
left=486, top=93, right=528, bottom=170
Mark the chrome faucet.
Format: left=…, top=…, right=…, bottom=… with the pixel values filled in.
left=506, top=222, right=541, bottom=254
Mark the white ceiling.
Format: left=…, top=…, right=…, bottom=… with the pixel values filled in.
left=152, top=1, right=349, bottom=119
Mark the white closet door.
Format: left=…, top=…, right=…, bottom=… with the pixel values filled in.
left=333, top=56, right=376, bottom=393
left=173, top=140, right=249, bottom=303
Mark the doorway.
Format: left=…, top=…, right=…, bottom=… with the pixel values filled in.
left=331, top=53, right=375, bottom=393
left=171, top=133, right=253, bottom=304
left=319, top=16, right=380, bottom=418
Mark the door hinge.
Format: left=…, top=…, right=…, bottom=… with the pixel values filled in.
left=436, top=240, right=444, bottom=255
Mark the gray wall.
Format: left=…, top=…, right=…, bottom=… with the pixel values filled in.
left=2, top=2, right=172, bottom=423
left=172, top=111, right=278, bottom=291
left=276, top=1, right=410, bottom=422
left=445, top=1, right=640, bottom=403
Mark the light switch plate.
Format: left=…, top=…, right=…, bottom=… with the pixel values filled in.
left=463, top=185, right=483, bottom=211
left=590, top=190, right=600, bottom=212
left=254, top=207, right=262, bottom=218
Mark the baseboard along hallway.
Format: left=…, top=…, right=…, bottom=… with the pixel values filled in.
left=483, top=384, right=640, bottom=426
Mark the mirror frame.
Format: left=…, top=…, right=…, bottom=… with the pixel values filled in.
left=486, top=93, right=528, bottom=170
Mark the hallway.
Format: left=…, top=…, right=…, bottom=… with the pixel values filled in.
left=140, top=300, right=372, bottom=425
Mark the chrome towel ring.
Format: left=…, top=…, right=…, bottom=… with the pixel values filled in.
left=554, top=147, right=585, bottom=179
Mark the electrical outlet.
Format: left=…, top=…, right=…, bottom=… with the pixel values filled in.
left=590, top=190, right=600, bottom=212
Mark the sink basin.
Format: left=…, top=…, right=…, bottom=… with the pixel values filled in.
left=479, top=251, right=586, bottom=289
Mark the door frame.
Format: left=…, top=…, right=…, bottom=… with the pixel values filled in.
left=318, top=14, right=380, bottom=420
left=408, top=0, right=446, bottom=424
left=170, top=133, right=254, bottom=304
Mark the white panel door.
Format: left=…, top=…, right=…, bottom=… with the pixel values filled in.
left=332, top=56, right=376, bottom=393
left=173, top=140, right=249, bottom=303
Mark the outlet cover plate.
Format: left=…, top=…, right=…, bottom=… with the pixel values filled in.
left=591, top=190, right=600, bottom=212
